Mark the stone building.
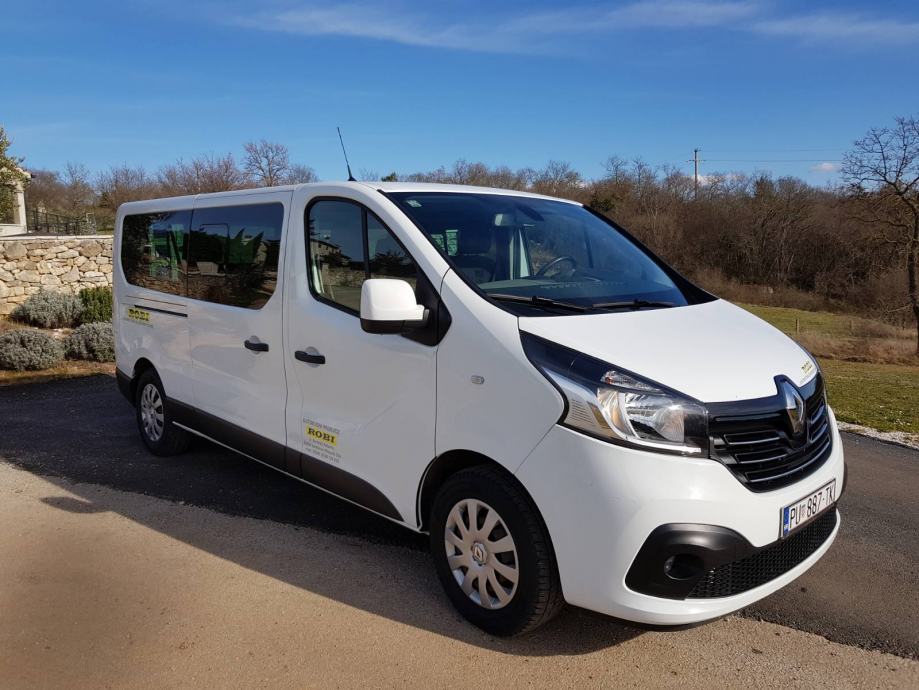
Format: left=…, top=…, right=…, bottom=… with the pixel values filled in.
left=0, top=170, right=30, bottom=237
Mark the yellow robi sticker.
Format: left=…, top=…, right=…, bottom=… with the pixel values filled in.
left=306, top=425, right=337, bottom=446
left=126, top=307, right=151, bottom=324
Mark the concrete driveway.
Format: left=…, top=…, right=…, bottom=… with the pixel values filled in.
left=1, top=376, right=917, bottom=687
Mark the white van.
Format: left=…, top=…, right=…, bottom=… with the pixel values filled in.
left=114, top=182, right=844, bottom=636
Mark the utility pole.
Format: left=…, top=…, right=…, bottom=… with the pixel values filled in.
left=690, top=147, right=702, bottom=199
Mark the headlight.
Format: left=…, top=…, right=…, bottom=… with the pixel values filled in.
left=522, top=333, right=709, bottom=455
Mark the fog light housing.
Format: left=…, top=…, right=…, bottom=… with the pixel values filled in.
left=664, top=554, right=705, bottom=581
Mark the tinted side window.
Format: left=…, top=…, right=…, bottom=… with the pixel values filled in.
left=368, top=213, right=417, bottom=289
left=187, top=203, right=284, bottom=309
left=307, top=201, right=420, bottom=313
left=307, top=201, right=367, bottom=312
left=121, top=210, right=191, bottom=295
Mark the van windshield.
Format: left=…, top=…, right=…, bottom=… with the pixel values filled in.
left=388, top=192, right=703, bottom=314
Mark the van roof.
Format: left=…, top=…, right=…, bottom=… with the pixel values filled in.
left=117, top=181, right=580, bottom=213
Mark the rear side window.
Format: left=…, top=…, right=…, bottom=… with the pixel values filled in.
left=307, top=200, right=419, bottom=313
left=121, top=210, right=191, bottom=296
left=187, top=203, right=284, bottom=309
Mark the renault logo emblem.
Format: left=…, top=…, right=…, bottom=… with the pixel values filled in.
left=780, top=381, right=807, bottom=438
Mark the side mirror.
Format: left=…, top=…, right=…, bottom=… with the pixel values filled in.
left=360, top=279, right=428, bottom=334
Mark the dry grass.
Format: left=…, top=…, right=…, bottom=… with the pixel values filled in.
left=0, top=361, right=115, bottom=387
left=740, top=303, right=917, bottom=366
left=692, top=268, right=836, bottom=313
left=796, top=333, right=917, bottom=366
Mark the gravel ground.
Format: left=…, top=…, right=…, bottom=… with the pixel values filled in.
left=1, top=462, right=917, bottom=689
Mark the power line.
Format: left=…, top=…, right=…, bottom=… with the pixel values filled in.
left=704, top=158, right=841, bottom=163
left=702, top=148, right=842, bottom=154
left=689, top=148, right=702, bottom=199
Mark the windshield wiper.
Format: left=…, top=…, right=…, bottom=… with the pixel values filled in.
left=589, top=299, right=677, bottom=311
left=488, top=293, right=588, bottom=313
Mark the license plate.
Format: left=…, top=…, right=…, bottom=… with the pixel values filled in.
left=780, top=479, right=836, bottom=538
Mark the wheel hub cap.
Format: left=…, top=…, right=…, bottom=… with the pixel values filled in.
left=140, top=383, right=165, bottom=442
left=444, top=498, right=519, bottom=610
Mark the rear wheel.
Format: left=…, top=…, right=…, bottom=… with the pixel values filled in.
left=134, top=369, right=190, bottom=456
left=430, top=465, right=563, bottom=636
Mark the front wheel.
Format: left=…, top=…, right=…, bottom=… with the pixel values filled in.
left=429, top=465, right=563, bottom=636
left=134, top=369, right=190, bottom=456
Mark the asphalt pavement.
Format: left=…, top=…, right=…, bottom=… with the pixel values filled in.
left=1, top=375, right=917, bottom=660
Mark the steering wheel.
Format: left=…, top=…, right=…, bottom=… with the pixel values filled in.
left=535, top=255, right=577, bottom=278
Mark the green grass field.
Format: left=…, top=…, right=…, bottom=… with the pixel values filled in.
left=740, top=303, right=906, bottom=339
left=819, top=359, right=919, bottom=434
left=741, top=304, right=919, bottom=434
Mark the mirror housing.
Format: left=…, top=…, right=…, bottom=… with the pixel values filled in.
left=360, top=279, right=428, bottom=334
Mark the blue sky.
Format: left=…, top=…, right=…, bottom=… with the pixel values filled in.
left=3, top=0, right=919, bottom=184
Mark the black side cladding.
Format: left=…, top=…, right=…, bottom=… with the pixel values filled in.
left=165, top=398, right=403, bottom=522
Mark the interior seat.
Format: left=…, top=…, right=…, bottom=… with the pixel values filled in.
left=453, top=227, right=495, bottom=284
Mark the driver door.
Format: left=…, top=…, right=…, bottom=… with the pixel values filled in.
left=283, top=191, right=440, bottom=524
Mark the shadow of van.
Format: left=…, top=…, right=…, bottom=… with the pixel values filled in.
left=1, top=375, right=643, bottom=656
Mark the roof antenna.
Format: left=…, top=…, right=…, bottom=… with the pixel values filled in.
left=337, top=126, right=356, bottom=182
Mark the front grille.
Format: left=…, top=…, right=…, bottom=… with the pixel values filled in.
left=688, top=509, right=837, bottom=599
left=709, top=375, right=833, bottom=492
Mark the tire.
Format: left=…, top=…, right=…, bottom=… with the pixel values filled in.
left=429, top=465, right=563, bottom=636
left=134, top=369, right=190, bottom=456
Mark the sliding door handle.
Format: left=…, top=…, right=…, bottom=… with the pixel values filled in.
left=295, top=350, right=326, bottom=365
left=244, top=338, right=269, bottom=352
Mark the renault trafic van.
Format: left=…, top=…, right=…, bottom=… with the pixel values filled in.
left=114, top=182, right=843, bottom=636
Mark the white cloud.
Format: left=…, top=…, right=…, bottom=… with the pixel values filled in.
left=752, top=13, right=919, bottom=44
left=222, top=2, right=919, bottom=53
left=226, top=1, right=761, bottom=54
left=810, top=162, right=840, bottom=173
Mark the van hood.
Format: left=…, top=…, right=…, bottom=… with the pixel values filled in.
left=518, top=299, right=816, bottom=403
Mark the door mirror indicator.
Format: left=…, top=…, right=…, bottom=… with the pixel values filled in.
left=360, top=279, right=428, bottom=334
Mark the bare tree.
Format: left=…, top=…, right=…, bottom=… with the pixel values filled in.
left=243, top=140, right=290, bottom=187
left=530, top=160, right=582, bottom=197
left=283, top=163, right=318, bottom=185
left=25, top=163, right=96, bottom=214
left=158, top=153, right=246, bottom=195
left=62, top=162, right=95, bottom=211
left=842, top=115, right=919, bottom=353
left=23, top=169, right=65, bottom=212
left=97, top=164, right=156, bottom=211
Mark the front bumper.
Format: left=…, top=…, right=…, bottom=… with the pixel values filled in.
left=514, top=408, right=845, bottom=625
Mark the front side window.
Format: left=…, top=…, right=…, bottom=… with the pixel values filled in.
left=389, top=192, right=708, bottom=314
left=187, top=203, right=283, bottom=308
left=307, top=200, right=419, bottom=312
left=121, top=210, right=191, bottom=296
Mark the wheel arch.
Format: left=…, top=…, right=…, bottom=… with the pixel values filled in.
left=127, top=357, right=156, bottom=401
left=416, top=449, right=543, bottom=533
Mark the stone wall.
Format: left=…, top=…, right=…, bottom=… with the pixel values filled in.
left=0, top=236, right=113, bottom=315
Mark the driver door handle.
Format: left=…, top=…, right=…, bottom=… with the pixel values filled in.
left=244, top=338, right=269, bottom=352
left=295, top=350, right=326, bottom=365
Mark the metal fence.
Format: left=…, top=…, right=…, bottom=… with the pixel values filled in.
left=27, top=208, right=98, bottom=235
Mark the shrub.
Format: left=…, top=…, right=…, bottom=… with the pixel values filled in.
left=79, top=286, right=114, bottom=324
left=0, top=329, right=65, bottom=371
left=65, top=322, right=115, bottom=362
left=12, top=290, right=83, bottom=329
